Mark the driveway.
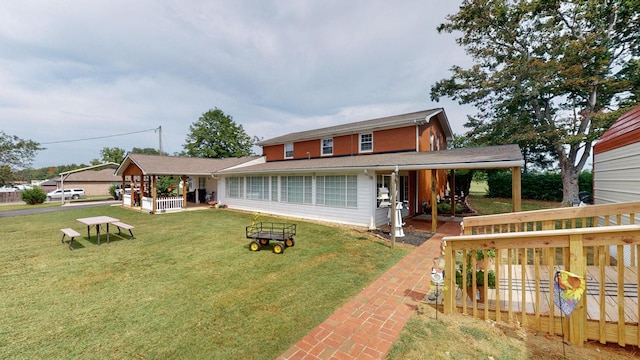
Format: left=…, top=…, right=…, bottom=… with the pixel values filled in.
left=0, top=200, right=120, bottom=218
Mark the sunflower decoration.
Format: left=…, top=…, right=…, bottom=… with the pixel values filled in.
left=553, top=270, right=586, bottom=316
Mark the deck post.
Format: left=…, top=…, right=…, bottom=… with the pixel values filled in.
left=568, top=233, right=586, bottom=346
left=431, top=169, right=438, bottom=233
left=511, top=166, right=521, bottom=212
left=443, top=240, right=455, bottom=314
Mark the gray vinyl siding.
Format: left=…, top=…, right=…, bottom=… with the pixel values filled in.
left=594, top=141, right=640, bottom=205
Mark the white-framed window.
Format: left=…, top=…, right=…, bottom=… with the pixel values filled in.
left=321, top=138, right=333, bottom=156
left=359, top=133, right=373, bottom=153
left=246, top=176, right=269, bottom=200
left=316, top=175, right=358, bottom=208
left=284, top=143, right=294, bottom=159
left=225, top=177, right=244, bottom=199
left=280, top=176, right=312, bottom=204
left=430, top=133, right=435, bottom=151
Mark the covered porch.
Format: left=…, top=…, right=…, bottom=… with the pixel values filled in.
left=114, top=153, right=261, bottom=214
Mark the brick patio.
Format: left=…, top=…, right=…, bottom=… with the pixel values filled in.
left=277, top=220, right=461, bottom=360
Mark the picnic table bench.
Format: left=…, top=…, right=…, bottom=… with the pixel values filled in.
left=112, top=221, right=135, bottom=239
left=60, top=228, right=81, bottom=250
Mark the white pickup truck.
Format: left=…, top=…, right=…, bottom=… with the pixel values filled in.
left=46, top=188, right=85, bottom=200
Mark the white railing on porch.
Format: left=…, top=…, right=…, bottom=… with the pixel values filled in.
left=142, top=197, right=153, bottom=211
left=155, top=196, right=183, bottom=212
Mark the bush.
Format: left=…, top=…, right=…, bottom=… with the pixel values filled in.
left=437, top=202, right=464, bottom=214
left=487, top=170, right=593, bottom=202
left=21, top=186, right=47, bottom=205
left=109, top=184, right=117, bottom=199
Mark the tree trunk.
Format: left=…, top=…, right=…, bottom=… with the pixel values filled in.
left=560, top=160, right=580, bottom=205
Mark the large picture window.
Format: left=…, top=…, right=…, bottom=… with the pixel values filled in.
left=316, top=175, right=357, bottom=208
left=246, top=176, right=269, bottom=200
left=280, top=176, right=312, bottom=204
left=225, top=177, right=244, bottom=199
left=321, top=138, right=333, bottom=156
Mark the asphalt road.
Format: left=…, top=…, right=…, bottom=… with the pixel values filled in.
left=0, top=200, right=120, bottom=218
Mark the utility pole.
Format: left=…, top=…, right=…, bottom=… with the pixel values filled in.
left=158, top=126, right=162, bottom=154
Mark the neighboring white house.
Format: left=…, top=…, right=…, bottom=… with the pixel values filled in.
left=593, top=104, right=640, bottom=265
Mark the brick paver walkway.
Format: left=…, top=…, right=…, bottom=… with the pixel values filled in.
left=278, top=221, right=461, bottom=360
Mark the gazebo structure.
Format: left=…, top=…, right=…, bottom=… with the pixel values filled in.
left=114, top=153, right=261, bottom=213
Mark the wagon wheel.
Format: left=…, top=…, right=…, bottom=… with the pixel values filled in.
left=272, top=243, right=285, bottom=254
left=249, top=240, right=261, bottom=251
left=259, top=238, right=270, bottom=246
left=285, top=238, right=295, bottom=247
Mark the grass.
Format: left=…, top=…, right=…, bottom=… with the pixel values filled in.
left=468, top=194, right=562, bottom=215
left=0, top=206, right=408, bottom=359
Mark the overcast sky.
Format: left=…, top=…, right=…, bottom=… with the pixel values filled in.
left=1, top=0, right=475, bottom=169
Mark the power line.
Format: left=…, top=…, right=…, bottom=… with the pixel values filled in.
left=41, top=127, right=159, bottom=145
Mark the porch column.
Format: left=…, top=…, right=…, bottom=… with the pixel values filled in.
left=152, top=175, right=157, bottom=214
left=182, top=175, right=187, bottom=208
left=431, top=169, right=438, bottom=233
left=449, top=169, right=455, bottom=217
left=512, top=166, right=522, bottom=212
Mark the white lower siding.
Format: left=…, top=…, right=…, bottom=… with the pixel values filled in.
left=218, top=172, right=382, bottom=228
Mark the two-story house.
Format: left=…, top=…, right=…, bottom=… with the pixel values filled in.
left=215, top=109, right=524, bottom=229
left=115, top=108, right=523, bottom=229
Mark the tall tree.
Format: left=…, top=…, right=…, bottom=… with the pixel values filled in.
left=0, top=131, right=42, bottom=185
left=91, top=147, right=126, bottom=165
left=431, top=0, right=640, bottom=204
left=183, top=108, right=254, bottom=158
left=131, top=147, right=168, bottom=156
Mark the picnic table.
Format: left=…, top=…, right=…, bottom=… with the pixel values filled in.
left=76, top=216, right=119, bottom=245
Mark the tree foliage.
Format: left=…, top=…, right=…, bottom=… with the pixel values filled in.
left=91, top=147, right=126, bottom=165
left=21, top=187, right=47, bottom=205
left=183, top=108, right=254, bottom=158
left=431, top=0, right=640, bottom=204
left=131, top=147, right=167, bottom=156
left=0, top=131, right=42, bottom=185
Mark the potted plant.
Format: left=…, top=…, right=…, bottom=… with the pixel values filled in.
left=455, top=251, right=497, bottom=303
left=475, top=249, right=496, bottom=271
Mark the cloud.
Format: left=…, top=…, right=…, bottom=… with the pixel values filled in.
left=0, top=0, right=475, bottom=169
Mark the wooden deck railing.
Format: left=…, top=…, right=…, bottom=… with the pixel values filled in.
left=442, top=201, right=640, bottom=347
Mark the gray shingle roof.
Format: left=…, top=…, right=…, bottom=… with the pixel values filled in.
left=257, top=109, right=452, bottom=146
left=216, top=144, right=523, bottom=174
left=115, top=153, right=262, bottom=176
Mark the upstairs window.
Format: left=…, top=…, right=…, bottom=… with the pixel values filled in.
left=284, top=143, right=294, bottom=159
left=321, top=138, right=333, bottom=156
left=359, top=133, right=373, bottom=153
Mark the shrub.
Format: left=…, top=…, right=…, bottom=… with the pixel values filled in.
left=21, top=186, right=47, bottom=205
left=436, top=202, right=464, bottom=214
left=108, top=184, right=117, bottom=199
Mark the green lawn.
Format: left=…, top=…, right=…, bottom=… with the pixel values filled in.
left=0, top=207, right=408, bottom=359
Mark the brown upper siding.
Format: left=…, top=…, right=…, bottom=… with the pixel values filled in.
left=259, top=109, right=454, bottom=161
left=262, top=126, right=423, bottom=161
left=374, top=127, right=416, bottom=153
